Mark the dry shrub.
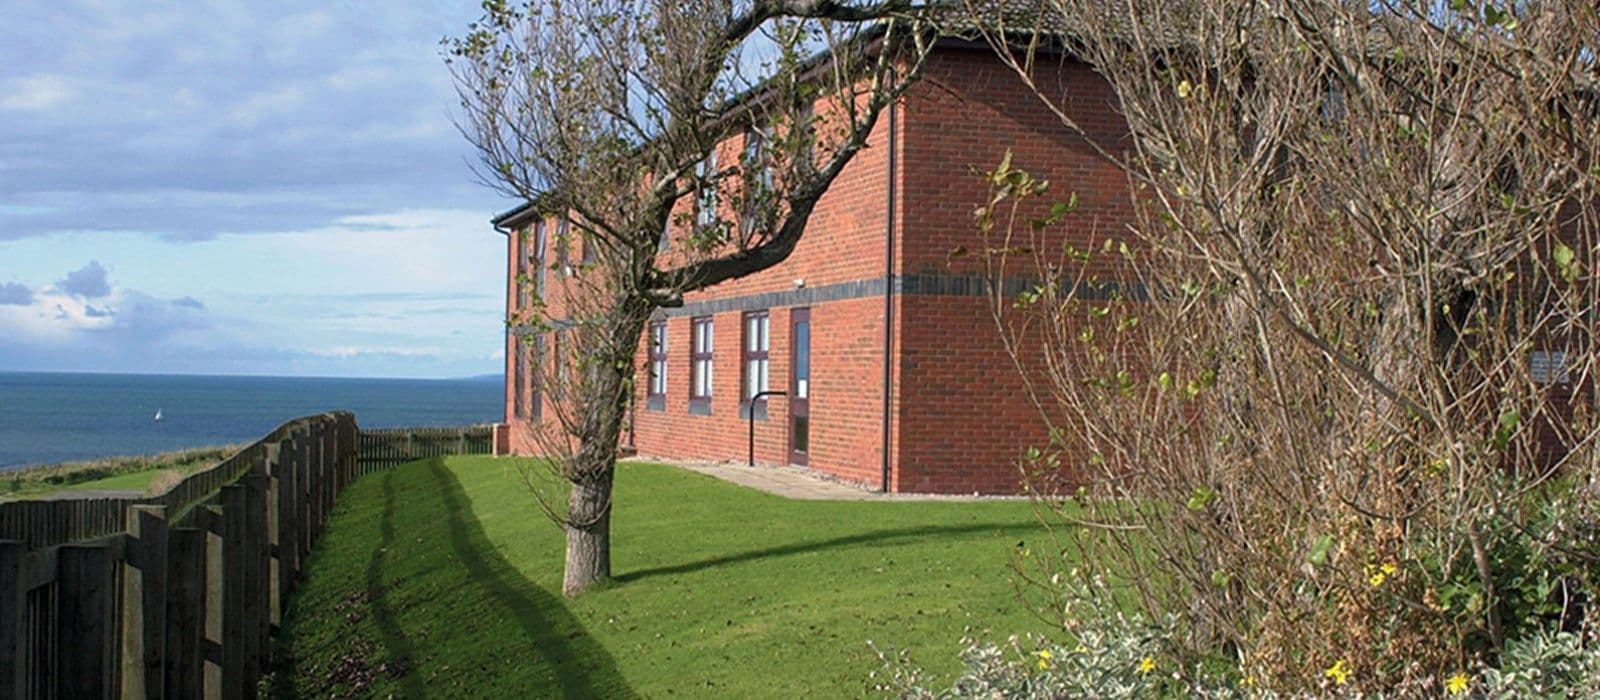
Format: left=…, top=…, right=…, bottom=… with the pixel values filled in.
left=964, top=0, right=1600, bottom=693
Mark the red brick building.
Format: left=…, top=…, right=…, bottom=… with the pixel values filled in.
left=493, top=41, right=1131, bottom=494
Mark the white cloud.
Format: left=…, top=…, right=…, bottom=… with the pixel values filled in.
left=0, top=75, right=74, bottom=111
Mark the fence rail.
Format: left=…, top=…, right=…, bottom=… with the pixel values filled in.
left=0, top=413, right=361, bottom=699
left=356, top=425, right=494, bottom=474
left=0, top=415, right=496, bottom=699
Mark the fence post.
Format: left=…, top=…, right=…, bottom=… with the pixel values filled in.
left=58, top=542, right=116, bottom=700
left=294, top=431, right=312, bottom=563
left=165, top=527, right=205, bottom=699
left=245, top=468, right=271, bottom=678
left=220, top=482, right=258, bottom=697
left=203, top=505, right=224, bottom=697
left=127, top=505, right=169, bottom=699
left=274, top=438, right=300, bottom=602
left=0, top=540, right=22, bottom=699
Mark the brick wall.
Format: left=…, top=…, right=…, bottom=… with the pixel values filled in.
left=893, top=47, right=1133, bottom=493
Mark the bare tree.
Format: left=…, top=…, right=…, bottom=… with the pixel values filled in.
left=965, top=0, right=1598, bottom=691
left=448, top=0, right=937, bottom=595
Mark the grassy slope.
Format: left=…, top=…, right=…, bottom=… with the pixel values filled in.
left=275, top=456, right=1055, bottom=698
left=2, top=445, right=236, bottom=499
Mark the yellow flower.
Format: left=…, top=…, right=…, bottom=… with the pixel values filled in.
left=1445, top=673, right=1470, bottom=695
left=1369, top=571, right=1387, bottom=586
left=1381, top=562, right=1398, bottom=576
left=1324, top=659, right=1350, bottom=685
left=1177, top=80, right=1193, bottom=98
left=1138, top=657, right=1156, bottom=674
left=1074, top=645, right=1089, bottom=654
left=1035, top=649, right=1052, bottom=671
left=1242, top=674, right=1257, bottom=687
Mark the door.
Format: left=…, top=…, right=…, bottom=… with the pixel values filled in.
left=789, top=308, right=810, bottom=465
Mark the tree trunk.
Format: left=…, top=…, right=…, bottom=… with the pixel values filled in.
left=563, top=469, right=614, bottom=595
left=560, top=299, right=650, bottom=596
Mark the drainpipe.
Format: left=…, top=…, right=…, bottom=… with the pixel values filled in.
left=880, top=92, right=898, bottom=494
left=494, top=221, right=513, bottom=438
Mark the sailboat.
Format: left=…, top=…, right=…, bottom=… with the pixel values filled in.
left=153, top=409, right=164, bottom=422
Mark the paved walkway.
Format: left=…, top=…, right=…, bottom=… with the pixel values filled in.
left=626, top=457, right=1023, bottom=502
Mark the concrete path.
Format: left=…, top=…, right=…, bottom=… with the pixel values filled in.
left=628, top=457, right=1024, bottom=502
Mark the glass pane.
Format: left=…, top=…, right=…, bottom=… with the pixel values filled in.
left=747, top=317, right=757, bottom=351
left=794, top=320, right=809, bottom=379
left=759, top=359, right=768, bottom=392
left=759, top=317, right=769, bottom=351
left=793, top=416, right=808, bottom=453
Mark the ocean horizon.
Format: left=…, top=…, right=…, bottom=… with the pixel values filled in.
left=0, top=371, right=504, bottom=471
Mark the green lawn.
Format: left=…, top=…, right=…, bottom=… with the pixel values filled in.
left=273, top=456, right=1056, bottom=698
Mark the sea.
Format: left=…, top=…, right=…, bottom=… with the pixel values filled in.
left=0, top=372, right=504, bottom=471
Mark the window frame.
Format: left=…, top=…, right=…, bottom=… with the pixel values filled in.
left=647, top=321, right=668, bottom=411
left=695, top=150, right=719, bottom=232
left=530, top=334, right=544, bottom=421
left=740, top=125, right=773, bottom=240
left=556, top=217, right=573, bottom=276
left=741, top=310, right=770, bottom=418
left=689, top=316, right=714, bottom=414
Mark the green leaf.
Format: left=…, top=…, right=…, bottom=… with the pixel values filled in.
left=1187, top=486, right=1216, bottom=511
left=1308, top=534, right=1336, bottom=566
left=1553, top=243, right=1579, bottom=284
left=1494, top=408, right=1520, bottom=450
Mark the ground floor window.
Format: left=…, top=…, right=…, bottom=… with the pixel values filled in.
left=742, top=311, right=769, bottom=419
left=690, top=316, right=713, bottom=414
left=648, top=321, right=667, bottom=411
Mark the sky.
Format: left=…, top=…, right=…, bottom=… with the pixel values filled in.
left=0, top=1, right=515, bottom=379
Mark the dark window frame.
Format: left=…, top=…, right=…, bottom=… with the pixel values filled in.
left=741, top=310, right=770, bottom=420
left=530, top=334, right=544, bottom=421
left=647, top=321, right=667, bottom=411
left=689, top=316, right=713, bottom=415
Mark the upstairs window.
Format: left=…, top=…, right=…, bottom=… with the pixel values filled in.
left=532, top=220, right=548, bottom=300
left=696, top=150, right=719, bottom=232
left=557, top=217, right=573, bottom=276
left=741, top=126, right=773, bottom=240
left=648, top=321, right=667, bottom=411
left=690, top=316, right=713, bottom=414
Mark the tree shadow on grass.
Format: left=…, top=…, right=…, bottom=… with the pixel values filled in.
left=358, top=458, right=638, bottom=700
left=615, top=522, right=1038, bottom=583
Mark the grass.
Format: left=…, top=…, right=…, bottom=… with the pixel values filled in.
left=273, top=456, right=1058, bottom=698
left=1, top=445, right=239, bottom=499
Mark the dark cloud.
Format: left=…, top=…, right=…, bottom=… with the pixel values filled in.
left=84, top=305, right=113, bottom=318
left=0, top=282, right=32, bottom=305
left=172, top=296, right=206, bottom=310
left=57, top=261, right=111, bottom=298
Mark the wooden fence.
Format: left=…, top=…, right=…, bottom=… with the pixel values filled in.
left=355, top=425, right=494, bottom=474
left=0, top=412, right=360, bottom=699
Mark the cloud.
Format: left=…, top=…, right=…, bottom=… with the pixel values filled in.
left=172, top=296, right=206, bottom=310
left=57, top=261, right=111, bottom=298
left=84, top=305, right=112, bottom=318
left=0, top=282, right=32, bottom=305
left=0, top=75, right=73, bottom=112
left=0, top=1, right=500, bottom=243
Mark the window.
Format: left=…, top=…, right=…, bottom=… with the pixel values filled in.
left=530, top=334, right=544, bottom=421
left=532, top=220, right=547, bottom=300
left=696, top=151, right=719, bottom=232
left=517, top=228, right=533, bottom=309
left=690, top=316, right=713, bottom=414
left=552, top=329, right=566, bottom=400
left=741, top=126, right=773, bottom=240
left=742, top=311, right=770, bottom=418
left=1531, top=350, right=1570, bottom=385
left=557, top=217, right=573, bottom=276
left=581, top=236, right=595, bottom=266
left=647, top=321, right=667, bottom=411
left=513, top=339, right=526, bottom=419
